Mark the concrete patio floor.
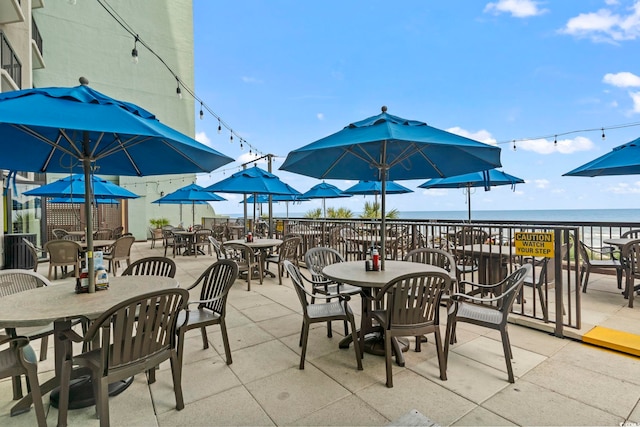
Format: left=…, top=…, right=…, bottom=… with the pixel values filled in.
left=1, top=240, right=639, bottom=426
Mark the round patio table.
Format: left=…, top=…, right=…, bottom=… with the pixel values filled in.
left=0, top=276, right=178, bottom=415
left=322, top=260, right=448, bottom=366
left=226, top=238, right=283, bottom=278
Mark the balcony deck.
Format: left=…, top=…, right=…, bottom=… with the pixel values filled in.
left=1, top=240, right=638, bottom=426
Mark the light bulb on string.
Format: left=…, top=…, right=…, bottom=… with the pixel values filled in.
left=175, top=77, right=182, bottom=99
left=199, top=102, right=204, bottom=120
left=217, top=119, right=222, bottom=134
left=131, top=35, right=139, bottom=64
left=240, top=140, right=244, bottom=151
left=554, top=135, right=557, bottom=146
left=230, top=131, right=234, bottom=143
left=512, top=140, right=516, bottom=151
left=602, top=128, right=606, bottom=140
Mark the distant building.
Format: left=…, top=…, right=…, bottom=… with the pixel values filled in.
left=0, top=0, right=214, bottom=263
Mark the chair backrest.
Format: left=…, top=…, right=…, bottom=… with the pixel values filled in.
left=622, top=239, right=640, bottom=279
left=94, top=228, right=114, bottom=240
left=283, top=260, right=312, bottom=312
left=112, top=226, right=124, bottom=239
left=404, top=248, right=456, bottom=273
left=195, top=229, right=212, bottom=243
left=455, top=228, right=488, bottom=245
left=496, top=265, right=531, bottom=313
left=191, top=259, right=238, bottom=314
left=0, top=269, right=51, bottom=297
left=22, top=238, right=45, bottom=268
left=44, top=239, right=81, bottom=264
left=375, top=271, right=451, bottom=328
left=304, top=247, right=345, bottom=282
left=52, top=229, right=69, bottom=239
left=277, top=236, right=302, bottom=261
left=110, top=235, right=136, bottom=258
left=622, top=229, right=640, bottom=239
left=84, top=288, right=189, bottom=371
left=577, top=240, right=595, bottom=266
left=121, top=257, right=177, bottom=278
left=222, top=242, right=257, bottom=267
left=208, top=236, right=224, bottom=258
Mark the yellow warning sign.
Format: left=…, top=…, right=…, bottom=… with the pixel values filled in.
left=514, top=232, right=554, bottom=257
left=276, top=220, right=284, bottom=233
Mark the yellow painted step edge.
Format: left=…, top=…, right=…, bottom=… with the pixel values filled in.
left=582, top=326, right=640, bottom=357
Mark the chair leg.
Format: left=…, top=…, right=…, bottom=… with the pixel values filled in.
left=57, top=358, right=73, bottom=427
left=537, top=285, right=548, bottom=323
left=38, top=336, right=48, bottom=361
left=170, top=351, right=185, bottom=411
left=443, top=315, right=456, bottom=371
left=199, top=326, right=210, bottom=349
left=299, top=321, right=310, bottom=370
left=220, top=319, right=233, bottom=365
left=348, top=315, right=363, bottom=370
left=98, top=376, right=110, bottom=427
left=500, top=329, right=515, bottom=383
left=25, top=366, right=47, bottom=427
left=433, top=327, right=447, bottom=381
left=384, top=332, right=393, bottom=388
left=582, top=267, right=590, bottom=292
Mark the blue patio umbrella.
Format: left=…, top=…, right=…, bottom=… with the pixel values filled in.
left=301, top=182, right=351, bottom=218
left=419, top=169, right=524, bottom=221
left=0, top=82, right=233, bottom=291
left=281, top=106, right=501, bottom=269
left=205, top=166, right=302, bottom=233
left=563, top=137, right=640, bottom=177
left=50, top=197, right=120, bottom=205
left=152, top=183, right=225, bottom=226
left=244, top=193, right=309, bottom=218
left=24, top=174, right=140, bottom=200
left=343, top=180, right=413, bottom=211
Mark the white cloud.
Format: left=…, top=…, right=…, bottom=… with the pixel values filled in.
left=195, top=131, right=211, bottom=146
left=606, top=0, right=620, bottom=5
left=317, top=113, right=325, bottom=120
left=603, top=71, right=640, bottom=87
left=484, top=0, right=548, bottom=18
left=631, top=91, right=640, bottom=112
left=561, top=2, right=640, bottom=42
left=421, top=188, right=449, bottom=197
left=446, top=127, right=498, bottom=146
left=516, top=136, right=595, bottom=154
left=241, top=76, right=263, bottom=84
left=608, top=182, right=640, bottom=194
left=533, top=179, right=550, bottom=189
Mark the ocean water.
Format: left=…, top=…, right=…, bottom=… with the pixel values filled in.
left=397, top=209, right=640, bottom=223
left=268, top=209, right=640, bottom=223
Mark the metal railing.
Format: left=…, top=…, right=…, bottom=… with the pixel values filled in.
left=267, top=217, right=640, bottom=337
left=0, top=31, right=22, bottom=88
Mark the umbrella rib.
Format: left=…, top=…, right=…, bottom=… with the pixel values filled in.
left=15, top=126, right=80, bottom=171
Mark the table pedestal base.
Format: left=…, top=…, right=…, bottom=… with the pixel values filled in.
left=339, top=333, right=409, bottom=367
left=49, top=370, right=134, bottom=410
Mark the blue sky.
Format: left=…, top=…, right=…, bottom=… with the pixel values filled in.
left=192, top=0, right=640, bottom=216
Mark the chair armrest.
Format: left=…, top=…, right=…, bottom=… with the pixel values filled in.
left=297, top=284, right=350, bottom=302
left=59, top=328, right=86, bottom=343
left=187, top=295, right=224, bottom=306
left=450, top=292, right=505, bottom=304
left=0, top=335, right=30, bottom=348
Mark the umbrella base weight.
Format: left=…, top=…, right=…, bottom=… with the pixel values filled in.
left=49, top=371, right=134, bottom=410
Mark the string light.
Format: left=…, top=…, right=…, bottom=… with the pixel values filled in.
left=554, top=135, right=557, bottom=146
left=240, top=140, right=244, bottom=151
left=175, top=77, right=182, bottom=99
left=512, top=140, right=516, bottom=151
left=230, top=131, right=233, bottom=143
left=217, top=119, right=222, bottom=134
left=131, top=34, right=138, bottom=64
left=199, top=102, right=204, bottom=120
left=602, top=128, right=606, bottom=140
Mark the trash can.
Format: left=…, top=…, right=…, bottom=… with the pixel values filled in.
left=3, top=233, right=36, bottom=269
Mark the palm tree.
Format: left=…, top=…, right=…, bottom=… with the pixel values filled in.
left=327, top=207, right=353, bottom=218
left=360, top=201, right=399, bottom=219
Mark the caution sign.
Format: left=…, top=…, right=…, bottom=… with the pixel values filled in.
left=276, top=220, right=284, bottom=233
left=514, top=232, right=554, bottom=257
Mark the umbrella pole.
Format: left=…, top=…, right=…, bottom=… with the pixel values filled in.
left=380, top=144, right=387, bottom=271
left=467, top=184, right=471, bottom=222
left=82, top=135, right=95, bottom=293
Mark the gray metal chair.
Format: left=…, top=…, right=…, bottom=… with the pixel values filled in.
left=304, top=247, right=362, bottom=337
left=57, top=288, right=189, bottom=427
left=579, top=240, right=623, bottom=292
left=283, top=261, right=362, bottom=371
left=43, top=239, right=81, bottom=280
left=444, top=264, right=531, bottom=383
left=177, top=259, right=239, bottom=366
left=0, top=336, right=46, bottom=427
left=265, top=236, right=301, bottom=285
left=121, top=256, right=177, bottom=278
left=372, top=270, right=451, bottom=387
left=103, top=235, right=136, bottom=275
left=222, top=241, right=262, bottom=291
left=22, top=238, right=48, bottom=273
left=621, top=239, right=640, bottom=308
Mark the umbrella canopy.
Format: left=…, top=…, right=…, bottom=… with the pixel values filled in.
left=281, top=107, right=502, bottom=269
left=205, top=166, right=302, bottom=233
left=24, top=174, right=139, bottom=199
left=419, top=169, right=524, bottom=221
left=50, top=197, right=120, bottom=204
left=563, top=137, right=640, bottom=177
left=301, top=182, right=351, bottom=218
left=0, top=83, right=233, bottom=292
left=343, top=180, right=413, bottom=196
left=152, top=183, right=225, bottom=226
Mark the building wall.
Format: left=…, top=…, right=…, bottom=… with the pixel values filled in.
left=30, top=0, right=213, bottom=240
